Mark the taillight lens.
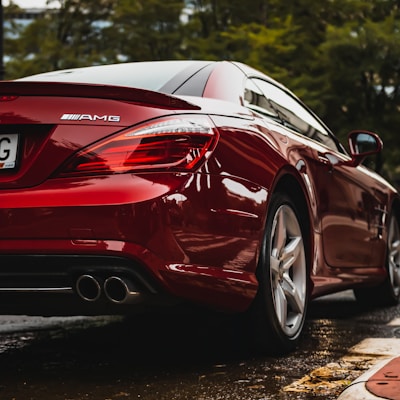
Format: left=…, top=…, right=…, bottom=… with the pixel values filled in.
left=58, top=116, right=218, bottom=176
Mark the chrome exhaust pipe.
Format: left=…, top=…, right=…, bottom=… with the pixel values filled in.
left=104, top=276, right=141, bottom=304
left=75, top=274, right=102, bottom=302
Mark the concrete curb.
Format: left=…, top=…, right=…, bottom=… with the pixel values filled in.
left=337, top=355, right=400, bottom=399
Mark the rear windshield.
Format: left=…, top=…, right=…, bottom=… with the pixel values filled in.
left=18, top=61, right=208, bottom=92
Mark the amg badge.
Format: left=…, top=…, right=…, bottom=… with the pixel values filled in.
left=61, top=114, right=121, bottom=122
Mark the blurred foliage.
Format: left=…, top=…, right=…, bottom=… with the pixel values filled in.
left=4, top=0, right=400, bottom=180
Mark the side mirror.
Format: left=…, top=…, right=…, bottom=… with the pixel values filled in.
left=347, top=130, right=383, bottom=167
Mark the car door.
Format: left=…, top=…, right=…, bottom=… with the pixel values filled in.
left=305, top=140, right=387, bottom=268
left=248, top=77, right=385, bottom=268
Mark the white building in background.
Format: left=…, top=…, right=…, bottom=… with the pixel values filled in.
left=5, top=7, right=49, bottom=38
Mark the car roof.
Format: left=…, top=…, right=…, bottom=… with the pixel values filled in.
left=17, top=59, right=296, bottom=107
left=18, top=60, right=216, bottom=94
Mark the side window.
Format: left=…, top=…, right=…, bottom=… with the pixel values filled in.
left=252, top=78, right=340, bottom=151
left=243, top=79, right=280, bottom=121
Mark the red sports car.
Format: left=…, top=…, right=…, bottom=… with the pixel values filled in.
left=0, top=60, right=398, bottom=354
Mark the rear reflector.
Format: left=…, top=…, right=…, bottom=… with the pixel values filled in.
left=0, top=95, right=18, bottom=101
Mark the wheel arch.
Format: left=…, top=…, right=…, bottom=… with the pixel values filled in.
left=271, top=173, right=314, bottom=294
left=390, top=195, right=400, bottom=223
left=248, top=174, right=314, bottom=354
left=353, top=192, right=400, bottom=306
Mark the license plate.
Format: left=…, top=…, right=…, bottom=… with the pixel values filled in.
left=0, top=133, right=19, bottom=170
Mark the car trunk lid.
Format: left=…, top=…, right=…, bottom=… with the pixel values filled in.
left=0, top=82, right=200, bottom=189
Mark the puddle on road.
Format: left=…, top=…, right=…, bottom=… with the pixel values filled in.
left=0, top=315, right=122, bottom=335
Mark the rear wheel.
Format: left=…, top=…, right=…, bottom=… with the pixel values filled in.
left=354, top=213, right=400, bottom=306
left=249, top=192, right=308, bottom=355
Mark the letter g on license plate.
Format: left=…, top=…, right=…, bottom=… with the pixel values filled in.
left=0, top=133, right=18, bottom=169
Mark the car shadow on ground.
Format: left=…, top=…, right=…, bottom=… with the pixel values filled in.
left=307, top=290, right=366, bottom=319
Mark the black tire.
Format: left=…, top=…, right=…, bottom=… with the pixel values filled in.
left=354, top=212, right=400, bottom=307
left=248, top=192, right=309, bottom=355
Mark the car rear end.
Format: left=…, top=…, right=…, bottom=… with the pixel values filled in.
left=0, top=63, right=268, bottom=319
left=0, top=79, right=215, bottom=314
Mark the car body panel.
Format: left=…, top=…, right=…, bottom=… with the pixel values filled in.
left=0, top=60, right=397, bottom=317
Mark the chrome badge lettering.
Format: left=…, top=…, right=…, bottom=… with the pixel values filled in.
left=61, top=114, right=121, bottom=122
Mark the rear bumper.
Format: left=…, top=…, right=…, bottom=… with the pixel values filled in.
left=0, top=240, right=258, bottom=315
left=0, top=172, right=265, bottom=315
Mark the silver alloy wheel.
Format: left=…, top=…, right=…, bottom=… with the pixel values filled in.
left=269, top=204, right=307, bottom=336
left=388, top=215, right=400, bottom=297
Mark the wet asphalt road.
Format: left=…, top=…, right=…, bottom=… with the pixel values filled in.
left=0, top=290, right=399, bottom=400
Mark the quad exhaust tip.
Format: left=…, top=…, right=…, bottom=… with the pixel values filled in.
left=104, top=276, right=141, bottom=304
left=76, top=274, right=102, bottom=302
left=75, top=274, right=141, bottom=304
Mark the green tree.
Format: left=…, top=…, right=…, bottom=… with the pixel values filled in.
left=5, top=0, right=115, bottom=78
left=103, top=0, right=185, bottom=62
left=314, top=4, right=400, bottom=177
left=182, top=0, right=273, bottom=60
left=4, top=0, right=400, bottom=178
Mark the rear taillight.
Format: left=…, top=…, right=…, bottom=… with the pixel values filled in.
left=57, top=116, right=218, bottom=176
